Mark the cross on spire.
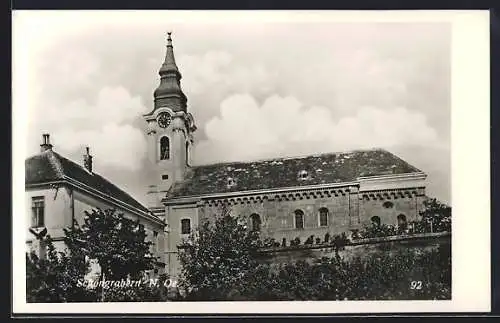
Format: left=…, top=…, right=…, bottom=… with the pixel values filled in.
left=167, top=31, right=173, bottom=46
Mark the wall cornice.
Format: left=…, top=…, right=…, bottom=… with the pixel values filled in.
left=358, top=172, right=427, bottom=192
left=164, top=182, right=361, bottom=207
left=359, top=187, right=426, bottom=201
left=143, top=107, right=187, bottom=121
left=39, top=176, right=165, bottom=226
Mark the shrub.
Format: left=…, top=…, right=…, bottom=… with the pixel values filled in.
left=241, top=245, right=451, bottom=301
left=304, top=235, right=314, bottom=245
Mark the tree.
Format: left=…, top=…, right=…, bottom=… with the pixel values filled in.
left=26, top=234, right=92, bottom=302
left=64, top=208, right=158, bottom=300
left=175, top=204, right=451, bottom=301
left=417, top=198, right=452, bottom=233
left=177, top=206, right=262, bottom=300
left=65, top=208, right=157, bottom=281
left=27, top=208, right=165, bottom=302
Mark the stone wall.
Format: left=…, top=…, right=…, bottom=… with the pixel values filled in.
left=199, top=186, right=424, bottom=246
left=257, top=232, right=451, bottom=265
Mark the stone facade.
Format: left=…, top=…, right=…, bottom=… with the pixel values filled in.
left=163, top=176, right=426, bottom=278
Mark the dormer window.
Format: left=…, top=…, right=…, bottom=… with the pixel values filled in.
left=297, top=170, right=309, bottom=180
left=227, top=177, right=236, bottom=188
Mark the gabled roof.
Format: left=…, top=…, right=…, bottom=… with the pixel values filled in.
left=25, top=149, right=152, bottom=215
left=167, top=148, right=422, bottom=199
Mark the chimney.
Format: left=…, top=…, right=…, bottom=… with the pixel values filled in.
left=83, top=146, right=93, bottom=173
left=40, top=134, right=53, bottom=152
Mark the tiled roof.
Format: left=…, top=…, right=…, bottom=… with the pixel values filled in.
left=25, top=149, right=151, bottom=215
left=167, top=149, right=422, bottom=199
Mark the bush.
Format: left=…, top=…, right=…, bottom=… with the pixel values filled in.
left=26, top=208, right=169, bottom=302
left=239, top=245, right=451, bottom=301
left=290, top=237, right=301, bottom=246
left=304, top=235, right=314, bottom=245
left=97, top=274, right=171, bottom=302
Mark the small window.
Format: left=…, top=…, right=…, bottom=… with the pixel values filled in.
left=383, top=201, right=394, bottom=209
left=160, top=136, right=170, bottom=160
left=162, top=174, right=169, bottom=180
left=181, top=219, right=191, bottom=235
left=227, top=177, right=236, bottom=188
left=250, top=213, right=261, bottom=232
left=31, top=196, right=45, bottom=228
left=294, top=209, right=304, bottom=229
left=318, top=207, right=329, bottom=227
left=185, top=141, right=189, bottom=165
left=297, top=170, right=309, bottom=180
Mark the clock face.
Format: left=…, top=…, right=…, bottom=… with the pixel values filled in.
left=157, top=112, right=172, bottom=128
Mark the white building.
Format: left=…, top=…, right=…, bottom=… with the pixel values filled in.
left=25, top=134, right=166, bottom=275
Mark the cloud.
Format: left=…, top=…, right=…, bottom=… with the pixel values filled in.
left=43, top=87, right=147, bottom=128
left=193, top=94, right=440, bottom=164
left=34, top=48, right=102, bottom=102
left=179, top=50, right=276, bottom=95
left=18, top=21, right=450, bottom=204
left=51, top=123, right=147, bottom=171
left=27, top=86, right=148, bottom=171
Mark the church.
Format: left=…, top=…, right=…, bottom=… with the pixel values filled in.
left=144, top=33, right=428, bottom=278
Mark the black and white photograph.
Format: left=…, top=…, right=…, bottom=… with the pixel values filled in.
left=12, top=10, right=490, bottom=313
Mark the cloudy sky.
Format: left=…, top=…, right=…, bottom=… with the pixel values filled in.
left=14, top=11, right=451, bottom=205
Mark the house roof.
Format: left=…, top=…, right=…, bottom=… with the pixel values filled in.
left=25, top=149, right=152, bottom=215
left=167, top=148, right=422, bottom=199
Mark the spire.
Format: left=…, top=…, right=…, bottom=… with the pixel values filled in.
left=153, top=31, right=187, bottom=112
left=159, top=32, right=180, bottom=76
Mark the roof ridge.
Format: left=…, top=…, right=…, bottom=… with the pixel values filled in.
left=379, top=149, right=422, bottom=173
left=45, top=150, right=66, bottom=178
left=28, top=150, right=152, bottom=215
left=190, top=147, right=386, bottom=168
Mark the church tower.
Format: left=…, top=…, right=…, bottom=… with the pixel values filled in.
left=144, top=32, right=197, bottom=210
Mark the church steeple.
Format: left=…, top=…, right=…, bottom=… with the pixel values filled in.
left=153, top=32, right=187, bottom=112
left=144, top=32, right=196, bottom=209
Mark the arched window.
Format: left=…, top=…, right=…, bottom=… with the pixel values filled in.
left=397, top=214, right=407, bottom=230
left=371, top=216, right=381, bottom=227
left=250, top=213, right=261, bottom=232
left=160, top=136, right=170, bottom=160
left=181, top=218, right=191, bottom=235
left=294, top=209, right=304, bottom=229
left=318, top=207, right=329, bottom=227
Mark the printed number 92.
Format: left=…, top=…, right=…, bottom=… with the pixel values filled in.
left=410, top=281, right=423, bottom=290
